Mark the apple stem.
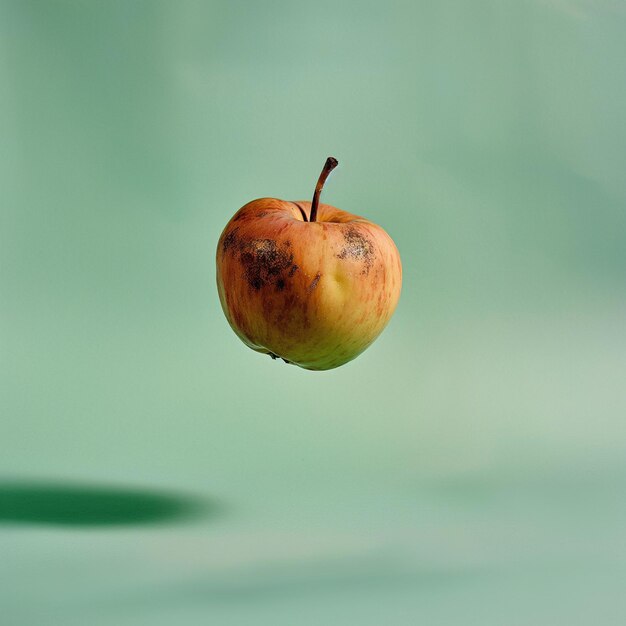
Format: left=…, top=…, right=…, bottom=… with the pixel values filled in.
left=309, top=157, right=338, bottom=223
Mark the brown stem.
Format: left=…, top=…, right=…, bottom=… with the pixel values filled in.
left=309, top=157, right=338, bottom=223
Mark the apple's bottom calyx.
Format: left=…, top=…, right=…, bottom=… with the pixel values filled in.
left=268, top=352, right=291, bottom=364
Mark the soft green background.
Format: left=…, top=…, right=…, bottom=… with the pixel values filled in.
left=1, top=1, right=625, bottom=624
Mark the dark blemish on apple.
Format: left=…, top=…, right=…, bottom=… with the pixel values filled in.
left=288, top=264, right=299, bottom=277
left=337, top=227, right=375, bottom=273
left=307, top=273, right=321, bottom=293
left=257, top=211, right=268, bottom=218
left=222, top=227, right=240, bottom=254
left=238, top=238, right=294, bottom=291
left=276, top=278, right=285, bottom=291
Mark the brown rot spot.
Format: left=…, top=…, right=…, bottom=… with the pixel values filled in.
left=337, top=227, right=375, bottom=273
left=238, top=238, right=294, bottom=291
left=222, top=227, right=240, bottom=253
left=288, top=264, right=299, bottom=277
left=307, top=273, right=321, bottom=293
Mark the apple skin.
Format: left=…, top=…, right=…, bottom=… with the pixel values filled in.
left=216, top=197, right=402, bottom=370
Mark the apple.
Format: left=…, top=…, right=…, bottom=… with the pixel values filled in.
left=216, top=157, right=402, bottom=370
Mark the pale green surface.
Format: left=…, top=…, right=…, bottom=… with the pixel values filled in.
left=1, top=1, right=626, bottom=624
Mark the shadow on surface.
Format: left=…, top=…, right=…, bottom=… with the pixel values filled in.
left=0, top=480, right=216, bottom=527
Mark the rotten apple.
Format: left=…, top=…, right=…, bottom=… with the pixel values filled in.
left=216, top=157, right=402, bottom=370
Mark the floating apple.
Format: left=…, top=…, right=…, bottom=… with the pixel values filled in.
left=216, top=157, right=402, bottom=370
